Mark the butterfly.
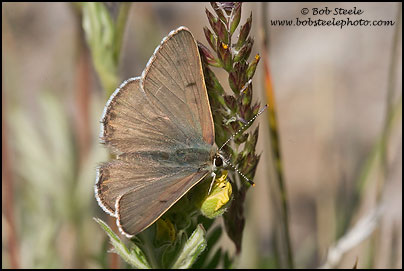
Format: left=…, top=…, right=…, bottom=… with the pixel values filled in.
left=95, top=26, right=220, bottom=238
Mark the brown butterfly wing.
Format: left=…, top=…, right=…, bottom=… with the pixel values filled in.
left=141, top=27, right=214, bottom=146
left=96, top=151, right=209, bottom=218
left=100, top=78, right=191, bottom=155
left=116, top=170, right=208, bottom=237
left=96, top=27, right=215, bottom=236
left=96, top=77, right=212, bottom=216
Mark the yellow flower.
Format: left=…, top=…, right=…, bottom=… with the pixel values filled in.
left=199, top=170, right=233, bottom=219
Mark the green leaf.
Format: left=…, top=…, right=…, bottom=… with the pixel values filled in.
left=82, top=3, right=118, bottom=94
left=94, top=218, right=151, bottom=269
left=223, top=251, right=233, bottom=269
left=207, top=226, right=222, bottom=248
left=192, top=225, right=223, bottom=268
left=171, top=224, right=207, bottom=268
left=205, top=248, right=222, bottom=269
left=81, top=2, right=130, bottom=96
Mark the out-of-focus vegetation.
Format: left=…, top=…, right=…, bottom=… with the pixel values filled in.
left=2, top=2, right=402, bottom=269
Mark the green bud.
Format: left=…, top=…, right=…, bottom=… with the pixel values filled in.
left=217, top=42, right=232, bottom=71
left=247, top=54, right=260, bottom=80
left=235, top=12, right=252, bottom=50
left=217, top=2, right=235, bottom=16
left=222, top=43, right=232, bottom=71
left=211, top=2, right=227, bottom=23
left=205, top=68, right=225, bottom=95
left=234, top=132, right=249, bottom=145
left=230, top=2, right=242, bottom=35
left=203, top=26, right=217, bottom=51
left=193, top=171, right=233, bottom=219
left=224, top=95, right=237, bottom=110
left=215, top=19, right=229, bottom=44
left=228, top=72, right=238, bottom=93
left=206, top=8, right=218, bottom=32
left=198, top=42, right=221, bottom=67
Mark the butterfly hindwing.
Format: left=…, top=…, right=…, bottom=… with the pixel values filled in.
left=116, top=170, right=209, bottom=237
left=96, top=151, right=208, bottom=217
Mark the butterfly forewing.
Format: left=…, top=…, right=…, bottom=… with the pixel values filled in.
left=96, top=27, right=215, bottom=236
left=142, top=27, right=214, bottom=146
left=100, top=78, right=189, bottom=154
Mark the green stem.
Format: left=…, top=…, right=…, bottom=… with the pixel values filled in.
left=138, top=230, right=160, bottom=269
left=379, top=3, right=402, bottom=200
left=113, top=3, right=131, bottom=67
left=261, top=2, right=294, bottom=268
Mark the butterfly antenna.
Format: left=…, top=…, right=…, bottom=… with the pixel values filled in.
left=221, top=155, right=255, bottom=187
left=219, top=104, right=268, bottom=151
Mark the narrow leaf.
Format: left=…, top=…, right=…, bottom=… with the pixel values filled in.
left=223, top=251, right=233, bottom=269
left=207, top=226, right=223, bottom=248
left=94, top=218, right=151, bottom=269
left=205, top=248, right=222, bottom=269
left=171, top=224, right=207, bottom=269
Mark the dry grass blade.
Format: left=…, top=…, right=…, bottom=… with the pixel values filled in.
left=261, top=2, right=294, bottom=268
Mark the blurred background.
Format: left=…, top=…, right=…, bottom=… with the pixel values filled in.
left=2, top=2, right=402, bottom=269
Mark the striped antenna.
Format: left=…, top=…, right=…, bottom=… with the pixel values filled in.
left=221, top=155, right=255, bottom=186
left=217, top=104, right=268, bottom=187
left=219, top=104, right=268, bottom=151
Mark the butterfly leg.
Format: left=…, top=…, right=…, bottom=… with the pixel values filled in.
left=208, top=171, right=216, bottom=195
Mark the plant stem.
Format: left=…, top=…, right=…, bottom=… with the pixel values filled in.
left=138, top=230, right=159, bottom=269
left=2, top=95, right=20, bottom=269
left=379, top=2, right=402, bottom=201
left=261, top=2, right=294, bottom=268
left=114, top=3, right=131, bottom=65
left=81, top=3, right=131, bottom=268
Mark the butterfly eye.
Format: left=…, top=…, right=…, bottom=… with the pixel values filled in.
left=214, top=156, right=223, bottom=167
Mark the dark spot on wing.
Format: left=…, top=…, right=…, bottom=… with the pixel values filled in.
left=100, top=185, right=109, bottom=193
left=186, top=82, right=196, bottom=88
left=108, top=111, right=116, bottom=120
